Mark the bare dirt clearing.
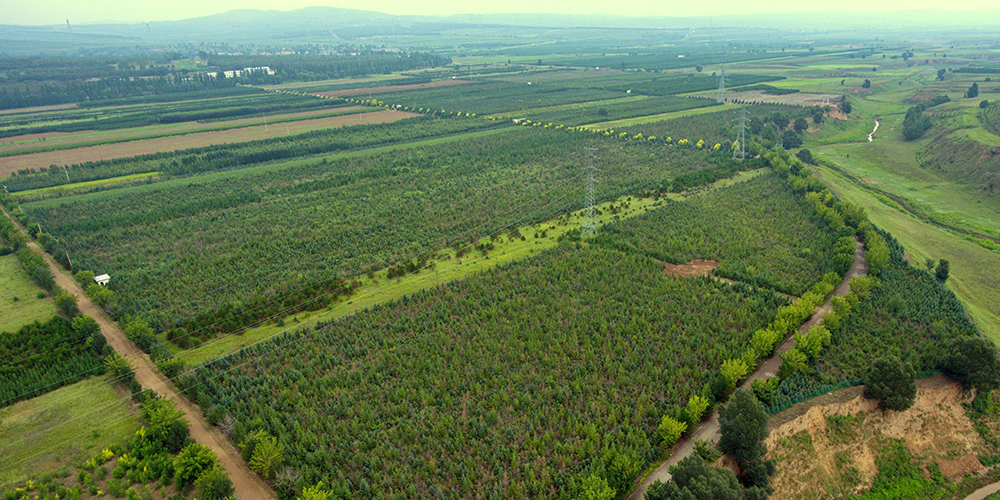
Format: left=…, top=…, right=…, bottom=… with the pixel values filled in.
left=766, top=375, right=983, bottom=500
left=0, top=109, right=416, bottom=177
left=662, top=259, right=720, bottom=277
left=311, top=79, right=471, bottom=98
left=265, top=75, right=405, bottom=89
left=0, top=107, right=367, bottom=154
left=0, top=103, right=78, bottom=115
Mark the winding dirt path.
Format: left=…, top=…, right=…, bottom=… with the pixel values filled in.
left=1, top=208, right=275, bottom=499
left=868, top=118, right=880, bottom=142
left=627, top=237, right=867, bottom=500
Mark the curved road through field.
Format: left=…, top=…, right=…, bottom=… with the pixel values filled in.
left=627, top=237, right=867, bottom=500
left=2, top=209, right=276, bottom=499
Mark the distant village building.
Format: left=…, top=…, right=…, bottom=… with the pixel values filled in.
left=211, top=66, right=276, bottom=79
left=94, top=274, right=111, bottom=287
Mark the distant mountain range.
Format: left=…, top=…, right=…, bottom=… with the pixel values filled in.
left=2, top=7, right=999, bottom=47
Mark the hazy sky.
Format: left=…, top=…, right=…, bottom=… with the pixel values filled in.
left=0, top=0, right=991, bottom=25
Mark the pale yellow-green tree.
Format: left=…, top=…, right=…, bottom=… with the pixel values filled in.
left=685, top=395, right=710, bottom=423
left=720, top=358, right=750, bottom=388
left=658, top=415, right=687, bottom=448
left=299, top=483, right=332, bottom=500
left=249, top=432, right=284, bottom=479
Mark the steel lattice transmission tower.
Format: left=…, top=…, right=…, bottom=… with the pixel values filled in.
left=732, top=105, right=750, bottom=160
left=716, top=65, right=728, bottom=103
left=582, top=148, right=600, bottom=237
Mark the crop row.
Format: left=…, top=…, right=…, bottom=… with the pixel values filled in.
left=182, top=171, right=837, bottom=499
left=22, top=128, right=720, bottom=325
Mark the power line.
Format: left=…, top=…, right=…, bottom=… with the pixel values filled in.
left=581, top=148, right=599, bottom=237
left=1, top=174, right=660, bottom=471
left=717, top=65, right=728, bottom=104
left=732, top=104, right=750, bottom=160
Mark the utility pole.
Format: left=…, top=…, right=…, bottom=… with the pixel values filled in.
left=582, top=148, right=600, bottom=237
left=732, top=105, right=750, bottom=160
left=717, top=64, right=728, bottom=103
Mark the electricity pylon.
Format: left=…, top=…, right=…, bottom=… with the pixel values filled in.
left=582, top=148, right=600, bottom=237
left=717, top=65, right=728, bottom=103
left=732, top=105, right=750, bottom=160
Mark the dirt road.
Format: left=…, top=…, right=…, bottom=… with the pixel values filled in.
left=1, top=209, right=275, bottom=499
left=627, top=237, right=867, bottom=500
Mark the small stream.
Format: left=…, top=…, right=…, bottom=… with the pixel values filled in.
left=868, top=118, right=881, bottom=142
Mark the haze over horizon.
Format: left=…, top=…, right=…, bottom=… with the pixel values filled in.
left=0, top=0, right=994, bottom=26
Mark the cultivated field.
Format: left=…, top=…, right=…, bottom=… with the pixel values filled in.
left=0, top=377, right=139, bottom=488
left=0, top=109, right=417, bottom=176
left=310, top=78, right=470, bottom=97
left=2, top=23, right=999, bottom=500
left=0, top=106, right=369, bottom=154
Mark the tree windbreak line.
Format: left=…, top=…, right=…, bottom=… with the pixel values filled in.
left=618, top=103, right=820, bottom=148
left=0, top=316, right=107, bottom=408
left=183, top=172, right=839, bottom=499
left=360, top=73, right=773, bottom=121
left=543, top=49, right=793, bottom=72
left=766, top=219, right=979, bottom=412
left=206, top=53, right=451, bottom=82
left=20, top=128, right=722, bottom=330
left=521, top=96, right=719, bottom=127
left=0, top=51, right=451, bottom=110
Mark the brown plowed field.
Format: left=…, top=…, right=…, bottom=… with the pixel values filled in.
left=0, top=103, right=78, bottom=115
left=662, top=259, right=720, bottom=277
left=266, top=75, right=404, bottom=89
left=0, top=107, right=367, bottom=154
left=1, top=109, right=417, bottom=176
left=311, top=79, right=470, bottom=98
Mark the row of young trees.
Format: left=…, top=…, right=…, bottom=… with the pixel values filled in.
left=0, top=316, right=106, bottom=408
left=5, top=115, right=499, bottom=191
left=20, top=128, right=718, bottom=328
left=178, top=163, right=842, bottom=499
left=0, top=52, right=451, bottom=110
left=187, top=244, right=785, bottom=500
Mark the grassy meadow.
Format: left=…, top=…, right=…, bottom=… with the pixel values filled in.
left=0, top=253, right=58, bottom=333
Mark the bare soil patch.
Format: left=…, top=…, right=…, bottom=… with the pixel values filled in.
left=726, top=91, right=843, bottom=107
left=662, top=259, right=719, bottom=277
left=766, top=375, right=983, bottom=500
left=0, top=107, right=366, bottom=153
left=266, top=75, right=405, bottom=90
left=0, top=103, right=78, bottom=115
left=312, top=79, right=471, bottom=98
left=0, top=109, right=416, bottom=177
